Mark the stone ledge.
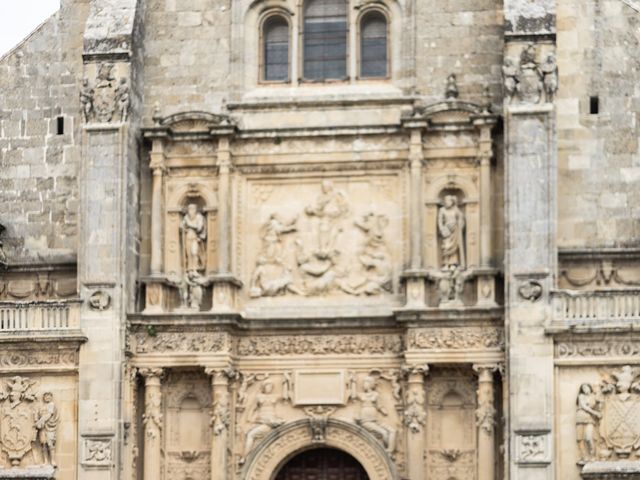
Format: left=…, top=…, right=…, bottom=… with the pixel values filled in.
left=0, top=465, right=55, bottom=480
left=582, top=461, right=640, bottom=479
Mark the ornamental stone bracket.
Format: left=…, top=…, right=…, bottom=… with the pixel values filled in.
left=241, top=418, right=399, bottom=480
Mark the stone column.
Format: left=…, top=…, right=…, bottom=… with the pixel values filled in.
left=149, top=138, right=165, bottom=276
left=217, top=135, right=232, bottom=275
left=404, top=364, right=429, bottom=480
left=140, top=368, right=164, bottom=480
left=402, top=119, right=428, bottom=308
left=474, top=364, right=498, bottom=480
left=205, top=368, right=233, bottom=480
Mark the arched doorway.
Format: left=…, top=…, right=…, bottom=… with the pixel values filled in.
left=274, top=448, right=369, bottom=480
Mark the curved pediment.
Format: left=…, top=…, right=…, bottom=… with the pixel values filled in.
left=159, top=111, right=233, bottom=133
left=414, top=100, right=495, bottom=127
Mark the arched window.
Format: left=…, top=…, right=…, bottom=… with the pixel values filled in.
left=360, top=11, right=388, bottom=78
left=303, top=0, right=348, bottom=81
left=263, top=15, right=290, bottom=82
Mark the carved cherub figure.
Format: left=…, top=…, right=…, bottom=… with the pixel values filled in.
left=355, top=375, right=396, bottom=454
left=242, top=380, right=284, bottom=463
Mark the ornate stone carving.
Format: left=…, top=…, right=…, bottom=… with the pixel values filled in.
left=560, top=260, right=640, bottom=289
left=518, top=280, right=543, bottom=302
left=134, top=331, right=229, bottom=354
left=430, top=266, right=472, bottom=307
left=556, top=340, right=640, bottom=358
left=88, top=290, right=111, bottom=310
left=0, top=377, right=59, bottom=469
left=114, top=77, right=130, bottom=122
left=0, top=349, right=77, bottom=370
left=304, top=406, right=336, bottom=443
left=503, top=43, right=557, bottom=105
left=139, top=368, right=164, bottom=440
left=576, top=366, right=640, bottom=464
left=473, top=364, right=498, bottom=435
left=93, top=63, right=116, bottom=122
left=445, top=73, right=459, bottom=99
left=80, top=64, right=130, bottom=123
left=408, top=327, right=504, bottom=350
left=241, top=379, right=284, bottom=464
left=83, top=437, right=113, bottom=467
left=349, top=213, right=392, bottom=295
left=80, top=78, right=94, bottom=124
left=515, top=432, right=550, bottom=464
left=354, top=375, right=396, bottom=454
left=403, top=365, right=427, bottom=433
left=236, top=333, right=404, bottom=356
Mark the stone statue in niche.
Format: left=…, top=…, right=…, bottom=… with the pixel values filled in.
left=354, top=375, right=396, bottom=455
left=241, top=379, right=284, bottom=464
left=114, top=77, right=130, bottom=122
left=181, top=203, right=207, bottom=274
left=249, top=214, right=302, bottom=298
left=575, top=366, right=640, bottom=465
left=0, top=377, right=59, bottom=469
left=438, top=195, right=466, bottom=269
left=576, top=383, right=601, bottom=464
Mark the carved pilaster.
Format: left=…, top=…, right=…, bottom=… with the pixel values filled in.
left=473, top=364, right=500, bottom=480
left=149, top=138, right=166, bottom=277
left=403, top=364, right=429, bottom=480
left=205, top=367, right=235, bottom=480
left=140, top=368, right=164, bottom=480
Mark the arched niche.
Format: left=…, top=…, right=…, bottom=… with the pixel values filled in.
left=242, top=419, right=398, bottom=480
left=424, top=174, right=479, bottom=269
left=274, top=447, right=368, bottom=480
left=164, top=183, right=219, bottom=277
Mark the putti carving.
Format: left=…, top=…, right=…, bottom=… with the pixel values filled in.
left=0, top=377, right=59, bottom=469
left=353, top=375, right=397, bottom=455
left=249, top=180, right=395, bottom=298
left=503, top=43, right=558, bottom=105
left=576, top=366, right=640, bottom=464
left=241, top=379, right=285, bottom=464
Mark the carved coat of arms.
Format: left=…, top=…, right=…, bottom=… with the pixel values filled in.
left=0, top=377, right=38, bottom=466
left=93, top=63, right=117, bottom=123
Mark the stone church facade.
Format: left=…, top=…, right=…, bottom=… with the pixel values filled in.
left=0, top=0, right=639, bottom=479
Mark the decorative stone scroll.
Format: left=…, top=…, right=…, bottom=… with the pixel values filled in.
left=576, top=366, right=640, bottom=465
left=0, top=377, right=59, bottom=470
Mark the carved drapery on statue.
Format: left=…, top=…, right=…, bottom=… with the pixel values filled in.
left=0, top=377, right=59, bottom=473
left=249, top=180, right=393, bottom=298
left=575, top=366, right=640, bottom=466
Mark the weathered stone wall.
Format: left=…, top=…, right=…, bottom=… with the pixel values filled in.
left=0, top=1, right=89, bottom=263
left=557, top=0, right=640, bottom=247
left=415, top=0, right=504, bottom=105
left=142, top=0, right=231, bottom=120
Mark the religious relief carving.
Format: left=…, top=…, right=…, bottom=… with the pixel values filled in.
left=503, top=43, right=558, bottom=105
left=80, top=63, right=131, bottom=124
left=438, top=195, right=466, bottom=269
left=248, top=181, right=395, bottom=298
left=575, top=366, right=640, bottom=464
left=353, top=375, right=397, bottom=455
left=0, top=377, right=59, bottom=469
left=241, top=379, right=285, bottom=464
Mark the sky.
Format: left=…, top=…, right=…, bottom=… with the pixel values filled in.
left=0, top=1, right=60, bottom=57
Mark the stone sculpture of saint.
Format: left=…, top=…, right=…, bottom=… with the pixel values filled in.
left=437, top=195, right=466, bottom=269
left=114, top=77, right=130, bottom=122
left=36, top=392, right=59, bottom=467
left=305, top=180, right=349, bottom=259
left=242, top=380, right=283, bottom=463
left=355, top=375, right=396, bottom=454
left=180, top=203, right=207, bottom=274
left=576, top=383, right=601, bottom=464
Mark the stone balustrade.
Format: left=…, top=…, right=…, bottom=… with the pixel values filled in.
left=551, top=289, right=640, bottom=326
left=0, top=300, right=81, bottom=332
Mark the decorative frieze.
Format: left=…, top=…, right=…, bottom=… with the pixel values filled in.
left=408, top=327, right=503, bottom=350
left=556, top=340, right=640, bottom=359
left=134, top=331, right=230, bottom=354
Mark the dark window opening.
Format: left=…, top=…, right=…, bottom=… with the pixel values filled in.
left=263, top=16, right=290, bottom=82
left=56, top=116, right=64, bottom=135
left=303, top=0, right=348, bottom=81
left=589, top=96, right=599, bottom=115
left=360, top=11, right=388, bottom=78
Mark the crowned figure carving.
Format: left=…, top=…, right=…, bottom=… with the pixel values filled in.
left=575, top=366, right=640, bottom=465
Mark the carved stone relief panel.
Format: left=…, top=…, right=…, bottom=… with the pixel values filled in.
left=426, top=368, right=477, bottom=480
left=0, top=375, right=77, bottom=480
left=132, top=329, right=231, bottom=355
left=503, top=42, right=558, bottom=105
left=162, top=371, right=212, bottom=480
left=239, top=175, right=403, bottom=302
left=80, top=62, right=130, bottom=124
left=0, top=268, right=77, bottom=301
left=559, top=256, right=640, bottom=291
left=408, top=326, right=504, bottom=351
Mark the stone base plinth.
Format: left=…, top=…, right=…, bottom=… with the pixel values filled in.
left=0, top=465, right=55, bottom=480
left=582, top=461, right=640, bottom=479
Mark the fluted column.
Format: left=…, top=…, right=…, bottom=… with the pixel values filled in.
left=474, top=364, right=498, bottom=480
left=217, top=136, right=231, bottom=274
left=149, top=139, right=165, bottom=276
left=404, top=364, right=429, bottom=480
left=205, top=368, right=233, bottom=480
left=140, top=368, right=164, bottom=480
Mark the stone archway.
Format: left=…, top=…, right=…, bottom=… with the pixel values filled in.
left=274, top=447, right=368, bottom=480
left=241, top=418, right=399, bottom=480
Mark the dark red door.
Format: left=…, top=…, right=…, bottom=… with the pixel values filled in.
left=274, top=448, right=369, bottom=480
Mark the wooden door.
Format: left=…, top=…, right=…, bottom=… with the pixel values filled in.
left=274, top=447, right=369, bottom=480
